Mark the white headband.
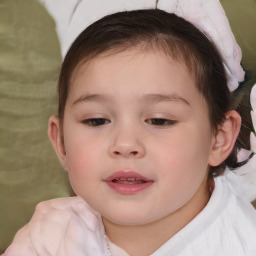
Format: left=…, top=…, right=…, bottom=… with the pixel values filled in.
left=40, top=0, right=245, bottom=91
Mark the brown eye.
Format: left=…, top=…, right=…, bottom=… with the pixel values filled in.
left=82, top=118, right=110, bottom=126
left=146, top=118, right=176, bottom=126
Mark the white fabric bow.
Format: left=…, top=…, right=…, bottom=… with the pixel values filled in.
left=250, top=84, right=256, bottom=153
left=39, top=0, right=244, bottom=91
left=229, top=83, right=256, bottom=202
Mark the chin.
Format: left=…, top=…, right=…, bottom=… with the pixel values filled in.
left=102, top=209, right=160, bottom=226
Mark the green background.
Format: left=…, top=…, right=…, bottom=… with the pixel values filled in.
left=0, top=0, right=255, bottom=252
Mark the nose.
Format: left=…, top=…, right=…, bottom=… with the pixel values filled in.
left=108, top=128, right=146, bottom=159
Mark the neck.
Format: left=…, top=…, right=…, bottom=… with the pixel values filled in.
left=102, top=177, right=212, bottom=256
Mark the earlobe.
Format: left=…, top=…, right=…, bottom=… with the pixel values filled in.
left=48, top=115, right=68, bottom=171
left=208, top=111, right=241, bottom=166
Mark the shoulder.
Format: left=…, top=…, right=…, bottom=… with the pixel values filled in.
left=199, top=175, right=256, bottom=255
left=3, top=196, right=106, bottom=256
left=194, top=175, right=256, bottom=255
left=153, top=175, right=256, bottom=256
left=215, top=174, right=256, bottom=222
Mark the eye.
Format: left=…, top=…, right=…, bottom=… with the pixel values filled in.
left=146, top=118, right=176, bottom=126
left=82, top=118, right=110, bottom=127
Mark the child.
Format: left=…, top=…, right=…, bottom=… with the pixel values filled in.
left=3, top=1, right=256, bottom=256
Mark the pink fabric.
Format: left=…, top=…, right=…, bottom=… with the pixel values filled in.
left=3, top=197, right=107, bottom=256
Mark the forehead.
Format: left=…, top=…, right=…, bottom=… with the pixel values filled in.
left=71, top=47, right=193, bottom=87
left=67, top=48, right=206, bottom=108
left=72, top=49, right=170, bottom=85
left=70, top=43, right=196, bottom=85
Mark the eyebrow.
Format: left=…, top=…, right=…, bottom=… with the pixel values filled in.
left=140, top=93, right=190, bottom=106
left=72, top=94, right=112, bottom=106
left=72, top=93, right=190, bottom=106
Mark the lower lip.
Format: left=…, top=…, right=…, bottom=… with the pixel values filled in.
left=105, top=181, right=153, bottom=195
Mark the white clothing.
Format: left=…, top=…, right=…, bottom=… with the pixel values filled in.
left=108, top=174, right=256, bottom=256
left=3, top=174, right=256, bottom=256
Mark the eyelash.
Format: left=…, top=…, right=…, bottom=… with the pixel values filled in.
left=146, top=118, right=177, bottom=127
left=82, top=118, right=176, bottom=127
left=82, top=118, right=110, bottom=127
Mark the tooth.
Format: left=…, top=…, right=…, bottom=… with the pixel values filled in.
left=127, top=178, right=135, bottom=181
left=111, top=177, right=148, bottom=184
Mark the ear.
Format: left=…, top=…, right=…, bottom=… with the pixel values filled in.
left=48, top=115, right=68, bottom=171
left=208, top=110, right=241, bottom=166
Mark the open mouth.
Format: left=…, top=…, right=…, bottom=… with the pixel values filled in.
left=105, top=170, right=153, bottom=194
left=112, top=178, right=148, bottom=184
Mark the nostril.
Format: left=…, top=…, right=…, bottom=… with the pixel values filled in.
left=113, top=150, right=138, bottom=156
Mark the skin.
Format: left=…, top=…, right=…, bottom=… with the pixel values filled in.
left=49, top=48, right=241, bottom=256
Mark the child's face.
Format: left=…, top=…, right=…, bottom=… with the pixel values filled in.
left=58, top=49, right=216, bottom=225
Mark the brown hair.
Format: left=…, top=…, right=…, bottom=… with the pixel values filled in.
left=57, top=9, right=252, bottom=175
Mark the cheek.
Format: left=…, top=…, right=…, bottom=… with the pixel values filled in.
left=153, top=127, right=211, bottom=186
left=155, top=132, right=209, bottom=168
left=152, top=143, right=209, bottom=212
left=64, top=137, right=102, bottom=187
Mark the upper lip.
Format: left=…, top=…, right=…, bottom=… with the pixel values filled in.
left=104, top=170, right=152, bottom=182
